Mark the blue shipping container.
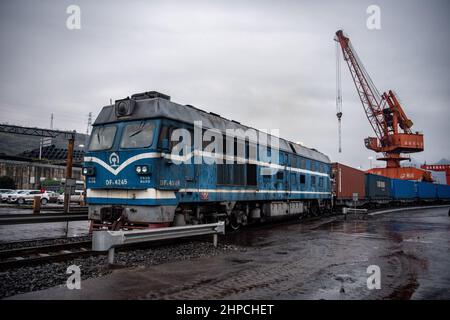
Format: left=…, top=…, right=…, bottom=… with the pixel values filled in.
left=365, top=174, right=392, bottom=200
left=390, top=179, right=416, bottom=200
left=436, top=184, right=450, bottom=200
left=416, top=182, right=437, bottom=199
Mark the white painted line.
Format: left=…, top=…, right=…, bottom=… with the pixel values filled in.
left=368, top=205, right=450, bottom=216
left=84, top=151, right=330, bottom=177
left=403, top=239, right=433, bottom=244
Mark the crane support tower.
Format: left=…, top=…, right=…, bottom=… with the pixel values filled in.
left=334, top=30, right=432, bottom=181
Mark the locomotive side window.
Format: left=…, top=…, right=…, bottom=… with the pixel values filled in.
left=276, top=171, right=284, bottom=180
left=158, top=125, right=169, bottom=149
left=300, top=174, right=306, bottom=184
left=120, top=121, right=155, bottom=149
left=246, top=164, right=257, bottom=186
left=89, top=125, right=117, bottom=151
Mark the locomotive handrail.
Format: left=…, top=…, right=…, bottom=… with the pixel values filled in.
left=92, top=221, right=226, bottom=264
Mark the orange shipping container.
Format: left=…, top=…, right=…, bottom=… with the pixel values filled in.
left=332, top=163, right=366, bottom=200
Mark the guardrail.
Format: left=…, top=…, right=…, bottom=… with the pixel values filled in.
left=92, top=221, right=226, bottom=264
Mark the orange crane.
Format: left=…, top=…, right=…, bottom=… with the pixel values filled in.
left=334, top=30, right=432, bottom=181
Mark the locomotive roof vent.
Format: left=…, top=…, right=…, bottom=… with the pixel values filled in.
left=130, top=91, right=171, bottom=101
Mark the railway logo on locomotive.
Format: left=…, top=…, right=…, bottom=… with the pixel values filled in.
left=109, top=152, right=120, bottom=168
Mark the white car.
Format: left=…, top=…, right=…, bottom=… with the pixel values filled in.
left=9, top=190, right=50, bottom=205
left=1, top=189, right=14, bottom=202
left=6, top=190, right=31, bottom=203
left=46, top=191, right=60, bottom=203
left=57, top=190, right=85, bottom=204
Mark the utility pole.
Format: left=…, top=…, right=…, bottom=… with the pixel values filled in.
left=63, top=133, right=75, bottom=213
left=85, top=112, right=92, bottom=151
left=335, top=39, right=343, bottom=153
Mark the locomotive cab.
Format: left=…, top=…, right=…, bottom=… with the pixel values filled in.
left=84, top=93, right=179, bottom=230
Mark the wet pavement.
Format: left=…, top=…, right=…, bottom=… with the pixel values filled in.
left=8, top=206, right=450, bottom=300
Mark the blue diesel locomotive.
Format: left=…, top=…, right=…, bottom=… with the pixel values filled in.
left=83, top=91, right=332, bottom=230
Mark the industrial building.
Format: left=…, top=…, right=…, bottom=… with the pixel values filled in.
left=0, top=128, right=87, bottom=190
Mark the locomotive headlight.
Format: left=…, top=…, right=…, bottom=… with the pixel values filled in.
left=82, top=166, right=95, bottom=176
left=135, top=165, right=150, bottom=175
left=115, top=98, right=136, bottom=117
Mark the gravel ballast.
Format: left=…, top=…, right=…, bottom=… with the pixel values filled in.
left=0, top=240, right=240, bottom=299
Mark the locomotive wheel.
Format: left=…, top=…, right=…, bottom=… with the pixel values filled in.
left=229, top=214, right=241, bottom=230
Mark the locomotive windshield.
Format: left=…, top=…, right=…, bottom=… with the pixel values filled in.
left=89, top=125, right=117, bottom=151
left=120, top=121, right=155, bottom=149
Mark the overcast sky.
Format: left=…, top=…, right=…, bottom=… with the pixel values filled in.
left=0, top=0, right=449, bottom=169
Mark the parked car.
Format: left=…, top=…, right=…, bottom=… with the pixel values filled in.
left=1, top=189, right=15, bottom=202
left=8, top=190, right=50, bottom=205
left=46, top=191, right=60, bottom=203
left=57, top=190, right=85, bottom=204
left=6, top=190, right=30, bottom=203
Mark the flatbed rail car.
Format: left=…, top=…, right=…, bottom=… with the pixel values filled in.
left=83, top=91, right=332, bottom=230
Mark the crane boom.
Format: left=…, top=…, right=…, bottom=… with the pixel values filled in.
left=335, top=30, right=387, bottom=141
left=334, top=30, right=432, bottom=182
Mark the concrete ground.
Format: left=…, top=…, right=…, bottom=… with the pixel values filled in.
left=9, top=206, right=450, bottom=300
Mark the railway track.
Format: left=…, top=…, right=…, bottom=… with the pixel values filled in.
left=0, top=240, right=96, bottom=270
left=0, top=235, right=210, bottom=270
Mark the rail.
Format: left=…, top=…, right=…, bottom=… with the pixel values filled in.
left=0, top=241, right=93, bottom=269
left=0, top=212, right=88, bottom=225
left=92, top=221, right=226, bottom=264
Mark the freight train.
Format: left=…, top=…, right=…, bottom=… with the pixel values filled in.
left=82, top=91, right=450, bottom=230
left=332, top=163, right=450, bottom=208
